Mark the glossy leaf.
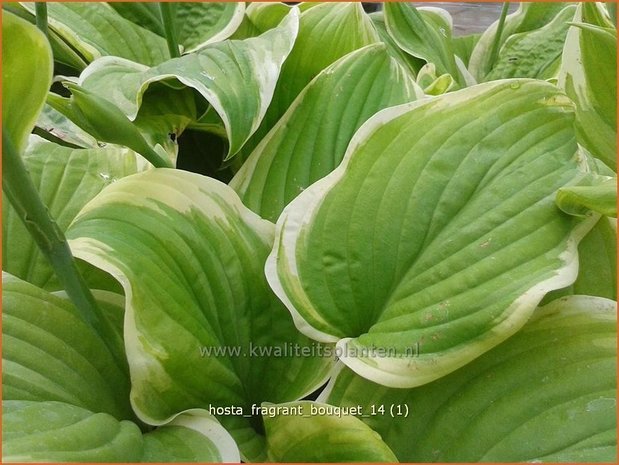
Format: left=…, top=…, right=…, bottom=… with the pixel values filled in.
left=2, top=136, right=144, bottom=291
left=21, top=2, right=169, bottom=66
left=2, top=273, right=131, bottom=421
left=558, top=2, right=617, bottom=170
left=322, top=295, right=617, bottom=462
left=263, top=401, right=398, bottom=463
left=67, top=169, right=332, bottom=461
left=2, top=400, right=144, bottom=462
left=2, top=11, right=53, bottom=154
left=230, top=44, right=422, bottom=222
left=78, top=8, right=299, bottom=159
left=267, top=79, right=596, bottom=388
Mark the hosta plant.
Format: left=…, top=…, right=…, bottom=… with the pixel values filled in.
left=2, top=1, right=617, bottom=463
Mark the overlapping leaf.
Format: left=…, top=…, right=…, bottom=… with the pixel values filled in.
left=267, top=79, right=597, bottom=388
left=77, top=9, right=299, bottom=158
left=2, top=274, right=240, bottom=463
left=263, top=401, right=397, bottom=462
left=2, top=273, right=131, bottom=420
left=2, top=136, right=144, bottom=291
left=384, top=3, right=471, bottom=88
left=2, top=400, right=144, bottom=462
left=557, top=176, right=617, bottom=218
left=234, top=2, right=379, bottom=163
left=558, top=2, right=617, bottom=170
left=469, top=2, right=569, bottom=81
left=110, top=2, right=245, bottom=52
left=141, top=411, right=240, bottom=462
left=20, top=2, right=169, bottom=66
left=2, top=399, right=238, bottom=463
left=230, top=44, right=422, bottom=222
left=36, top=103, right=99, bottom=148
left=368, top=10, right=422, bottom=77
left=175, top=2, right=245, bottom=53
left=484, top=5, right=577, bottom=80
left=2, top=12, right=53, bottom=154
left=2, top=2, right=88, bottom=71
left=322, top=295, right=617, bottom=462
left=67, top=169, right=332, bottom=461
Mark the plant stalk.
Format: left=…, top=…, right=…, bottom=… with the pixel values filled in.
left=2, top=128, right=126, bottom=369
left=160, top=2, right=180, bottom=58
left=34, top=2, right=48, bottom=38
left=488, top=2, right=511, bottom=70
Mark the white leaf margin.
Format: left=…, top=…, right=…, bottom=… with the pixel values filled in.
left=78, top=8, right=300, bottom=158
left=183, top=2, right=246, bottom=54
left=161, top=409, right=241, bottom=463
left=265, top=79, right=599, bottom=388
left=68, top=169, right=274, bottom=425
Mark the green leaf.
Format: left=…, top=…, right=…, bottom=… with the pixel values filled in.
left=142, top=411, right=240, bottom=462
left=368, top=11, right=423, bottom=77
left=573, top=217, right=617, bottom=300
left=415, top=63, right=456, bottom=95
left=453, top=32, right=481, bottom=68
left=469, top=2, right=569, bottom=81
left=36, top=103, right=99, bottom=148
left=384, top=3, right=470, bottom=87
left=64, top=83, right=173, bottom=168
left=235, top=2, right=379, bottom=164
left=110, top=2, right=245, bottom=52
left=558, top=2, right=617, bottom=171
left=78, top=8, right=299, bottom=159
left=244, top=2, right=297, bottom=33
left=2, top=11, right=53, bottom=154
left=3, top=136, right=144, bottom=291
left=484, top=5, right=577, bottom=80
left=174, top=2, right=245, bottom=53
left=263, top=2, right=379, bottom=115
left=557, top=176, right=617, bottom=218
left=2, top=400, right=144, bottom=462
left=263, top=401, right=398, bottom=462
left=129, top=83, right=197, bottom=162
left=266, top=79, right=597, bottom=388
left=230, top=44, right=422, bottom=222
left=322, top=295, right=617, bottom=462
left=20, top=2, right=169, bottom=66
left=2, top=2, right=88, bottom=71
left=108, top=2, right=164, bottom=35
left=67, top=169, right=333, bottom=461
left=2, top=273, right=132, bottom=421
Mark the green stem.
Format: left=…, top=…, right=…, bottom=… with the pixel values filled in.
left=2, top=128, right=126, bottom=369
left=488, top=2, right=510, bottom=71
left=34, top=2, right=48, bottom=38
left=160, top=2, right=180, bottom=58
